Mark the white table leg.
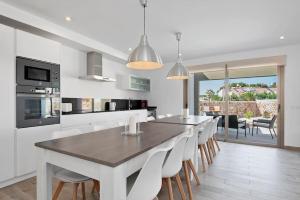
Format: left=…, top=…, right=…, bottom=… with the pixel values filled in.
left=99, top=164, right=127, bottom=200
left=36, top=148, right=53, bottom=200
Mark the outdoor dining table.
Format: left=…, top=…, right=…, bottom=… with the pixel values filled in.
left=35, top=122, right=194, bottom=200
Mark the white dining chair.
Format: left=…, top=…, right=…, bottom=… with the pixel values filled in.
left=211, top=117, right=221, bottom=152
left=207, top=117, right=221, bottom=158
left=198, top=121, right=213, bottom=172
left=51, top=129, right=93, bottom=200
left=126, top=145, right=173, bottom=200
left=207, top=119, right=217, bottom=158
left=162, top=134, right=189, bottom=200
left=157, top=115, right=166, bottom=119
left=182, top=130, right=200, bottom=200
left=166, top=114, right=173, bottom=117
left=147, top=116, right=155, bottom=121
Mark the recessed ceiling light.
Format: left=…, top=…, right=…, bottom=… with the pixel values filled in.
left=65, top=16, right=72, bottom=22
left=280, top=36, right=285, bottom=40
left=128, top=48, right=132, bottom=51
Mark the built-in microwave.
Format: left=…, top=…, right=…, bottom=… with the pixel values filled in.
left=16, top=56, right=60, bottom=88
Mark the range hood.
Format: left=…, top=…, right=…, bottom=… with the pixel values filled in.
left=79, top=52, right=116, bottom=82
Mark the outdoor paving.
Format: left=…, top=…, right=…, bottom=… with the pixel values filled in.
left=216, top=127, right=277, bottom=145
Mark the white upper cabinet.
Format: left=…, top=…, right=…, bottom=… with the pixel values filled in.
left=16, top=30, right=60, bottom=63
left=0, top=24, right=15, bottom=182
left=126, top=75, right=151, bottom=92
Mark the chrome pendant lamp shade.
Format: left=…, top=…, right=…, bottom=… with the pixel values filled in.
left=167, top=32, right=189, bottom=80
left=127, top=0, right=163, bottom=70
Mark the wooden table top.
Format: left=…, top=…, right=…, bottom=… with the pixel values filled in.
left=35, top=122, right=192, bottom=167
left=150, top=115, right=212, bottom=126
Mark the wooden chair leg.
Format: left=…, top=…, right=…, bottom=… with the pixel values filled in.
left=199, top=145, right=206, bottom=172
left=92, top=180, right=100, bottom=193
left=52, top=181, right=64, bottom=200
left=72, top=183, right=79, bottom=200
left=174, top=174, right=186, bottom=200
left=81, top=182, right=86, bottom=200
left=206, top=141, right=213, bottom=164
left=183, top=161, right=193, bottom=200
left=97, top=181, right=100, bottom=193
left=210, top=138, right=216, bottom=157
left=202, top=144, right=211, bottom=165
left=213, top=135, right=220, bottom=151
left=165, top=177, right=174, bottom=200
left=92, top=180, right=97, bottom=193
left=187, top=159, right=200, bottom=185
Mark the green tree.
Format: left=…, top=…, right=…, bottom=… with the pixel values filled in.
left=230, top=93, right=240, bottom=101
left=206, top=89, right=215, bottom=102
left=270, top=82, right=276, bottom=88
left=240, top=92, right=256, bottom=101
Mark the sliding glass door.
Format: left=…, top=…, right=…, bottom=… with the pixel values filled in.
left=227, top=66, right=278, bottom=145
left=195, top=65, right=282, bottom=147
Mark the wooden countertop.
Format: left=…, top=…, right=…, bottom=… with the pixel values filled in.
left=150, top=115, right=212, bottom=126
left=35, top=122, right=191, bottom=167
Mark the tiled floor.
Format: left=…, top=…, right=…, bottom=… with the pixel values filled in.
left=1, top=142, right=299, bottom=200
left=216, top=127, right=277, bottom=145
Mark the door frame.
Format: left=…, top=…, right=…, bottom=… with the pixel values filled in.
left=194, top=65, right=285, bottom=148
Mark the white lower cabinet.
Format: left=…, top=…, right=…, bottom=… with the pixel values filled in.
left=0, top=24, right=15, bottom=183
left=16, top=125, right=60, bottom=176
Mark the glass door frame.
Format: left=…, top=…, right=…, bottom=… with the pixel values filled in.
left=194, top=64, right=284, bottom=148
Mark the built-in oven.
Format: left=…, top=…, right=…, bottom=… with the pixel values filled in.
left=16, top=86, right=60, bottom=128
left=16, top=56, right=60, bottom=88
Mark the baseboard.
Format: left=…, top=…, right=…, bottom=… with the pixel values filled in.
left=0, top=172, right=36, bottom=188
left=284, top=146, right=300, bottom=151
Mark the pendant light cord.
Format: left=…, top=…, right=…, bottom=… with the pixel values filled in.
left=143, top=5, right=146, bottom=35
left=177, top=38, right=180, bottom=58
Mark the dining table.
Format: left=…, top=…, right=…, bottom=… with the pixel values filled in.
left=35, top=122, right=194, bottom=200
left=150, top=115, right=212, bottom=126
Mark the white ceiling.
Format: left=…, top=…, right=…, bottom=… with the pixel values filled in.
left=2, top=0, right=300, bottom=62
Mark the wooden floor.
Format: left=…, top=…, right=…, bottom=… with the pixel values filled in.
left=1, top=142, right=300, bottom=200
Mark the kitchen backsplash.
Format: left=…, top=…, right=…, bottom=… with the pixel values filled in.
left=62, top=98, right=148, bottom=115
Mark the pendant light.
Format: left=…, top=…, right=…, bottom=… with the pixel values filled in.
left=167, top=32, right=189, bottom=80
left=127, top=0, right=163, bottom=70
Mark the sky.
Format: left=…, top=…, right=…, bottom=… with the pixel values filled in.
left=199, top=76, right=277, bottom=95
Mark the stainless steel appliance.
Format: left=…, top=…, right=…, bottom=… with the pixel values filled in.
left=16, top=86, right=60, bottom=128
left=147, top=106, right=157, bottom=118
left=16, top=57, right=61, bottom=128
left=16, top=56, right=60, bottom=88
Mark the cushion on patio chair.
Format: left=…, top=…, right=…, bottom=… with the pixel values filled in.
left=252, top=122, right=270, bottom=128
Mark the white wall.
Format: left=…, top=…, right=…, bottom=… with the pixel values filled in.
left=145, top=44, right=300, bottom=148
left=144, top=63, right=183, bottom=116
left=60, top=45, right=147, bottom=99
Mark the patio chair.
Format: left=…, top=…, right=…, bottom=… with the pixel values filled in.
left=217, top=115, right=225, bottom=130
left=216, top=115, right=246, bottom=139
left=252, top=115, right=277, bottom=139
left=205, top=111, right=214, bottom=116
left=229, top=115, right=247, bottom=139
